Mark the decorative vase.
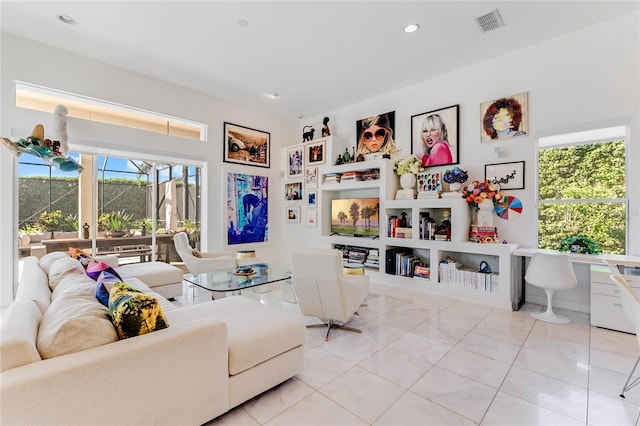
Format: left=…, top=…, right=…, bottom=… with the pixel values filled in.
left=476, top=199, right=496, bottom=228
left=449, top=182, right=461, bottom=192
left=400, top=173, right=417, bottom=190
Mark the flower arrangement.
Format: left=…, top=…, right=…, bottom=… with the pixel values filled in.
left=462, top=180, right=503, bottom=208
left=394, top=155, right=424, bottom=176
left=443, top=167, right=469, bottom=184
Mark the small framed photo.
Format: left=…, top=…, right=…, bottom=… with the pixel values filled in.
left=284, top=181, right=303, bottom=201
left=411, top=105, right=459, bottom=168
left=305, top=139, right=326, bottom=166
left=485, top=161, right=525, bottom=189
left=286, top=206, right=301, bottom=223
left=307, top=190, right=317, bottom=208
left=223, top=122, right=270, bottom=168
left=480, top=92, right=529, bottom=142
left=305, top=166, right=318, bottom=189
left=306, top=210, right=317, bottom=227
left=287, top=144, right=304, bottom=178
left=417, top=171, right=442, bottom=194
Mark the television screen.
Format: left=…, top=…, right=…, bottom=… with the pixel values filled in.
left=331, top=198, right=380, bottom=237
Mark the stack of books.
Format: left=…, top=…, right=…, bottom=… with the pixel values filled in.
left=363, top=249, right=380, bottom=269
left=395, top=252, right=422, bottom=277
left=341, top=171, right=363, bottom=182
left=347, top=247, right=368, bottom=264
left=469, top=226, right=499, bottom=243
left=413, top=264, right=431, bottom=281
left=395, top=227, right=412, bottom=239
left=323, top=173, right=342, bottom=184
left=360, top=169, right=380, bottom=181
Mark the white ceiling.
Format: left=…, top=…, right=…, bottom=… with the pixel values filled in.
left=2, top=1, right=638, bottom=119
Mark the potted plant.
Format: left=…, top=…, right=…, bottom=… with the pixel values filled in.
left=36, top=210, right=78, bottom=239
left=559, top=235, right=601, bottom=254
left=98, top=210, right=134, bottom=237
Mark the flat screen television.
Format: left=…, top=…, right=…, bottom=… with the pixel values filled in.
left=331, top=198, right=380, bottom=237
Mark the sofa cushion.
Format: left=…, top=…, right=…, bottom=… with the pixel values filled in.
left=38, top=251, right=69, bottom=276
left=15, top=257, right=51, bottom=314
left=0, top=300, right=43, bottom=372
left=51, top=273, right=99, bottom=302
left=95, top=271, right=121, bottom=307
left=165, top=296, right=305, bottom=375
left=108, top=283, right=169, bottom=340
left=118, top=262, right=184, bottom=289
left=37, top=292, right=118, bottom=359
left=48, top=257, right=86, bottom=291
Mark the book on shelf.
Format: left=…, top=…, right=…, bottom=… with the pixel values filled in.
left=360, top=169, right=380, bottom=181
left=413, top=264, right=431, bottom=280
left=439, top=261, right=462, bottom=269
left=395, top=227, right=412, bottom=239
left=438, top=267, right=500, bottom=293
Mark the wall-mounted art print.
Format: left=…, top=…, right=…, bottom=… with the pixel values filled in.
left=227, top=172, right=268, bottom=245
left=287, top=144, right=304, bottom=178
left=356, top=111, right=396, bottom=160
left=485, top=161, right=525, bottom=190
left=223, top=122, right=270, bottom=168
left=284, top=181, right=303, bottom=201
left=411, top=105, right=459, bottom=168
left=306, top=139, right=326, bottom=166
left=305, top=166, right=318, bottom=189
left=416, top=171, right=442, bottom=197
left=307, top=190, right=317, bottom=208
left=306, top=210, right=317, bottom=227
left=480, top=92, right=529, bottom=142
left=286, top=206, right=301, bottom=223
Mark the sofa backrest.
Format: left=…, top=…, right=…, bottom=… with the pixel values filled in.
left=15, top=256, right=52, bottom=314
left=0, top=299, right=43, bottom=372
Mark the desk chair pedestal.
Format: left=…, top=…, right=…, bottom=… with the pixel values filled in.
left=531, top=288, right=572, bottom=324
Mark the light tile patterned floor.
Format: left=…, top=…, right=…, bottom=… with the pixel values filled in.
left=174, top=281, right=640, bottom=426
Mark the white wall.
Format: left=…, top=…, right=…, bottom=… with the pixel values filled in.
left=286, top=11, right=640, bottom=264
left=0, top=33, right=298, bottom=306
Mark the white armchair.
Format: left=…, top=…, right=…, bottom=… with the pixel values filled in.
left=291, top=248, right=369, bottom=340
left=173, top=232, right=236, bottom=274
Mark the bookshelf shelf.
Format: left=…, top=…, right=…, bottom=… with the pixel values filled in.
left=317, top=159, right=520, bottom=310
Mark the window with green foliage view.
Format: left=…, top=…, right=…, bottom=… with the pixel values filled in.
left=537, top=130, right=626, bottom=255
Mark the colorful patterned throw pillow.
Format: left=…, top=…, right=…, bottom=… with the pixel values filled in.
left=108, top=282, right=169, bottom=339
left=95, top=271, right=121, bottom=307
left=86, top=261, right=122, bottom=281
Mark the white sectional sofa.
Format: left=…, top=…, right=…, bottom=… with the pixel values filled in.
left=0, top=254, right=305, bottom=425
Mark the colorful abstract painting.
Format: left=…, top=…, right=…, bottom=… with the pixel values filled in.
left=227, top=172, right=268, bottom=245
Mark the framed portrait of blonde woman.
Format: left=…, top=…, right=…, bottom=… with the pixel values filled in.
left=411, top=105, right=459, bottom=168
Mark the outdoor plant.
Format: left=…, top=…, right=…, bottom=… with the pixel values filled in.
left=559, top=235, right=602, bottom=254
left=98, top=210, right=134, bottom=234
left=183, top=219, right=201, bottom=248
left=36, top=210, right=78, bottom=234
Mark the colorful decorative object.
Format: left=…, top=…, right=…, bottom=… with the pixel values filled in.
left=442, top=166, right=468, bottom=196
left=495, top=195, right=523, bottom=220
left=417, top=171, right=441, bottom=199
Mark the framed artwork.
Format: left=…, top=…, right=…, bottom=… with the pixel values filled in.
left=411, top=105, right=459, bottom=168
left=307, top=190, right=317, bottom=208
left=305, top=166, right=318, bottom=189
left=223, top=122, right=270, bottom=168
left=356, top=111, right=396, bottom=160
left=226, top=172, right=268, bottom=245
left=287, top=144, right=304, bottom=178
left=306, top=210, right=317, bottom=227
left=306, top=139, right=326, bottom=166
left=284, top=181, right=303, bottom=201
left=417, top=171, right=442, bottom=194
left=286, top=206, right=301, bottom=223
left=480, top=92, right=529, bottom=143
left=485, top=161, right=525, bottom=189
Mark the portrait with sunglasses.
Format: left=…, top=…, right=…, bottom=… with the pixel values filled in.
left=356, top=111, right=396, bottom=159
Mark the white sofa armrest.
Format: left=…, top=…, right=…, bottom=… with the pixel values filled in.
left=1, top=318, right=230, bottom=426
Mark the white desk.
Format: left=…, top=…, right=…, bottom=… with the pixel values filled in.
left=513, top=248, right=640, bottom=316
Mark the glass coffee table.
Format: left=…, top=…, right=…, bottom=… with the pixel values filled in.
left=183, top=263, right=291, bottom=299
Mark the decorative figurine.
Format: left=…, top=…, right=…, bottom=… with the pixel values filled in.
left=322, top=116, right=331, bottom=137
left=342, top=147, right=351, bottom=163
left=302, top=125, right=315, bottom=142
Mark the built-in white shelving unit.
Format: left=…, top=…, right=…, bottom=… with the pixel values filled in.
left=318, top=159, right=520, bottom=310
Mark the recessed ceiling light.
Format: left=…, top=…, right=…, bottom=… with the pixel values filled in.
left=266, top=93, right=279, bottom=99
left=238, top=19, right=249, bottom=27
left=58, top=14, right=76, bottom=25
left=404, top=23, right=420, bottom=33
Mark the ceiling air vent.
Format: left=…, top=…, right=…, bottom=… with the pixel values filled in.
left=476, top=9, right=504, bottom=33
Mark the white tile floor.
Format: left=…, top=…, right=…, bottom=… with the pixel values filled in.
left=172, top=281, right=640, bottom=426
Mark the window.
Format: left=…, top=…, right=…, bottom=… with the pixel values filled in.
left=537, top=125, right=627, bottom=254
left=15, top=82, right=206, bottom=141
